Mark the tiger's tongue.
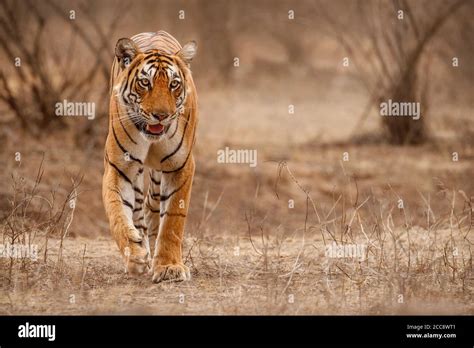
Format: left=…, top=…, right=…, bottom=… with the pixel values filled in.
left=147, top=124, right=164, bottom=134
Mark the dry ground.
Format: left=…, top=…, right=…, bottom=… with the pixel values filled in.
left=1, top=140, right=473, bottom=314
left=1, top=211, right=473, bottom=315
left=0, top=74, right=473, bottom=315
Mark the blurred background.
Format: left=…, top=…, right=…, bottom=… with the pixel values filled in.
left=0, top=0, right=473, bottom=314
left=1, top=0, right=473, bottom=234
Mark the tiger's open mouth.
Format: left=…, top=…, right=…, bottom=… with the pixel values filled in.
left=145, top=124, right=165, bottom=135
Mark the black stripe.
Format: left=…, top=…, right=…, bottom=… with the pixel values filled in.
left=160, top=211, right=186, bottom=218
left=162, top=128, right=196, bottom=174
left=145, top=202, right=160, bottom=213
left=146, top=58, right=173, bottom=67
left=134, top=224, right=147, bottom=230
left=117, top=114, right=138, bottom=145
left=134, top=186, right=143, bottom=195
left=135, top=198, right=144, bottom=204
left=106, top=156, right=133, bottom=185
left=151, top=192, right=160, bottom=199
left=121, top=67, right=138, bottom=100
left=143, top=52, right=161, bottom=60
left=150, top=175, right=161, bottom=186
left=160, top=178, right=188, bottom=202
left=107, top=185, right=134, bottom=210
left=161, top=112, right=191, bottom=163
left=170, top=118, right=180, bottom=139
left=133, top=207, right=142, bottom=213
left=123, top=199, right=134, bottom=210
left=109, top=199, right=132, bottom=210
left=162, top=147, right=192, bottom=174
left=129, top=91, right=139, bottom=103
left=155, top=56, right=174, bottom=65
left=112, top=124, right=144, bottom=165
left=131, top=117, right=142, bottom=133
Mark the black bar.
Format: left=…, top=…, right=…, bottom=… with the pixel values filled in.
left=0, top=315, right=472, bottom=346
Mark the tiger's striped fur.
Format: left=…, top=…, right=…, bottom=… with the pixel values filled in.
left=102, top=31, right=198, bottom=283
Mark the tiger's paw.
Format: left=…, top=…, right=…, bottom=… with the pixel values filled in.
left=124, top=243, right=150, bottom=276
left=151, top=263, right=190, bottom=283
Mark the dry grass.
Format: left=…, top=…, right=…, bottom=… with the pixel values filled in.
left=1, top=140, right=472, bottom=315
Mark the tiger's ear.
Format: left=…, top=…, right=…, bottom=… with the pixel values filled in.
left=176, top=41, right=197, bottom=66
left=115, top=38, right=139, bottom=69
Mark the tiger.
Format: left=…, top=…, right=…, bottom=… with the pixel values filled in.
left=102, top=31, right=198, bottom=283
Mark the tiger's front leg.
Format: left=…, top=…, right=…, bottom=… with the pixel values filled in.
left=102, top=158, right=150, bottom=275
left=151, top=155, right=194, bottom=283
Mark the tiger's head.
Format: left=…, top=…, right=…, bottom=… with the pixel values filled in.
left=113, top=38, right=197, bottom=140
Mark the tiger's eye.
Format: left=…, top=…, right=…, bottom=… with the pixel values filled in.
left=170, top=80, right=180, bottom=89
left=139, top=78, right=149, bottom=88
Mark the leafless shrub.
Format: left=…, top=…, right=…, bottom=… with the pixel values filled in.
left=0, top=0, right=126, bottom=138
left=320, top=0, right=469, bottom=145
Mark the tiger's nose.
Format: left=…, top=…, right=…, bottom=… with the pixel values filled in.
left=151, top=112, right=169, bottom=121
